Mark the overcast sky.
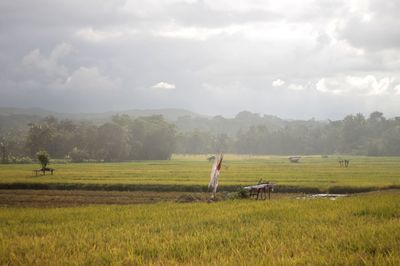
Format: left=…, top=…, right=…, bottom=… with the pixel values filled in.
left=1, top=0, right=400, bottom=119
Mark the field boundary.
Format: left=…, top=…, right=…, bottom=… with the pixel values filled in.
left=1, top=182, right=399, bottom=194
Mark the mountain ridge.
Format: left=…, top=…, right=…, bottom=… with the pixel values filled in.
left=0, top=107, right=206, bottom=122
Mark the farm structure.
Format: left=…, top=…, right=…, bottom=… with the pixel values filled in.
left=244, top=183, right=275, bottom=200
left=288, top=156, right=301, bottom=163
left=33, top=167, right=55, bottom=176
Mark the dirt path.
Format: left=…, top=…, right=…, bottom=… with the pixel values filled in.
left=0, top=189, right=300, bottom=207
left=0, top=190, right=197, bottom=207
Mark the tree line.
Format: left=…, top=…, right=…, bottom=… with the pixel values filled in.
left=1, top=111, right=400, bottom=163
left=1, top=115, right=175, bottom=163
left=234, top=112, right=400, bottom=156
left=175, top=111, right=400, bottom=156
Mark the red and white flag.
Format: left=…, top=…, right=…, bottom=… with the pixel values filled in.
left=209, top=153, right=223, bottom=194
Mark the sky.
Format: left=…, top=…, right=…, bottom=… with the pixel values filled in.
left=1, top=0, right=400, bottom=119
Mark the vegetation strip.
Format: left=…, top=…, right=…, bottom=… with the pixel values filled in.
left=1, top=182, right=399, bottom=194
left=0, top=189, right=217, bottom=207
left=2, top=111, right=400, bottom=163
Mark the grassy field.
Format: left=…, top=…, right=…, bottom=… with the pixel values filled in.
left=1, top=155, right=400, bottom=264
left=1, top=155, right=400, bottom=192
left=1, top=190, right=399, bottom=265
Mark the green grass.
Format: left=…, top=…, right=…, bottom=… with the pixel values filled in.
left=1, top=190, right=399, bottom=265
left=1, top=155, right=400, bottom=192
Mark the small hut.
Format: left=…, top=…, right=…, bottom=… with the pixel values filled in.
left=288, top=156, right=301, bottom=163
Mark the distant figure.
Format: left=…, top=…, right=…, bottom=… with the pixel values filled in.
left=207, top=155, right=216, bottom=162
left=339, top=159, right=350, bottom=168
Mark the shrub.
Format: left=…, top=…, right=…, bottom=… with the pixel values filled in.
left=227, top=188, right=249, bottom=199
left=15, top=156, right=33, bottom=164
left=237, top=187, right=250, bottom=198
left=36, top=150, right=50, bottom=169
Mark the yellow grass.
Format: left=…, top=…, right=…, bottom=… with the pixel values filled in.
left=0, top=190, right=399, bottom=265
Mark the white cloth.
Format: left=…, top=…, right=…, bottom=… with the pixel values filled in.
left=208, top=154, right=222, bottom=193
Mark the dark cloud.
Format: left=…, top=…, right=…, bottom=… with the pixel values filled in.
left=332, top=0, right=400, bottom=52
left=338, top=17, right=400, bottom=51
left=0, top=0, right=399, bottom=119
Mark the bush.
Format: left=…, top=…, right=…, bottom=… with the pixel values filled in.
left=228, top=188, right=249, bottom=199
left=36, top=150, right=50, bottom=169
left=237, top=187, right=250, bottom=198
left=15, top=156, right=33, bottom=164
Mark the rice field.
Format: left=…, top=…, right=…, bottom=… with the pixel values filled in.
left=1, top=155, right=400, bottom=192
left=1, top=155, right=400, bottom=264
left=0, top=190, right=399, bottom=265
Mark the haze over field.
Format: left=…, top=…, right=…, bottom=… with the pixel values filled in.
left=1, top=0, right=400, bottom=119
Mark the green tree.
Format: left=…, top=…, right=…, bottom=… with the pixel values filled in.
left=96, top=123, right=128, bottom=161
left=0, top=140, right=7, bottom=164
left=26, top=122, right=55, bottom=157
left=36, top=150, right=49, bottom=169
left=340, top=113, right=367, bottom=154
left=128, top=116, right=176, bottom=159
left=69, top=147, right=89, bottom=163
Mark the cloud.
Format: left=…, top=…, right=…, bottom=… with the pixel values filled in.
left=346, top=76, right=393, bottom=95
left=287, top=83, right=304, bottom=91
left=62, top=67, right=119, bottom=92
left=272, top=79, right=285, bottom=87
left=15, top=43, right=120, bottom=94
left=316, top=75, right=396, bottom=96
left=316, top=78, right=343, bottom=95
left=393, top=84, right=400, bottom=95
left=1, top=0, right=400, bottom=118
left=152, top=82, right=176, bottom=90
left=154, top=23, right=240, bottom=41
left=335, top=0, right=400, bottom=51
left=50, top=43, right=72, bottom=61
left=20, top=44, right=70, bottom=85
left=76, top=27, right=126, bottom=42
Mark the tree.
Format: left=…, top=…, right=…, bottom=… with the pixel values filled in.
left=69, top=147, right=89, bottom=163
left=128, top=116, right=176, bottom=159
left=26, top=123, right=55, bottom=157
left=96, top=123, right=128, bottom=162
left=368, top=111, right=385, bottom=122
left=36, top=150, right=49, bottom=169
left=0, top=140, right=7, bottom=164
left=340, top=114, right=367, bottom=154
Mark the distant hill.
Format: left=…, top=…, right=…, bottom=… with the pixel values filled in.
left=0, top=107, right=56, bottom=117
left=0, top=107, right=288, bottom=137
left=104, top=108, right=205, bottom=121
left=0, top=107, right=207, bottom=132
left=0, top=107, right=204, bottom=121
